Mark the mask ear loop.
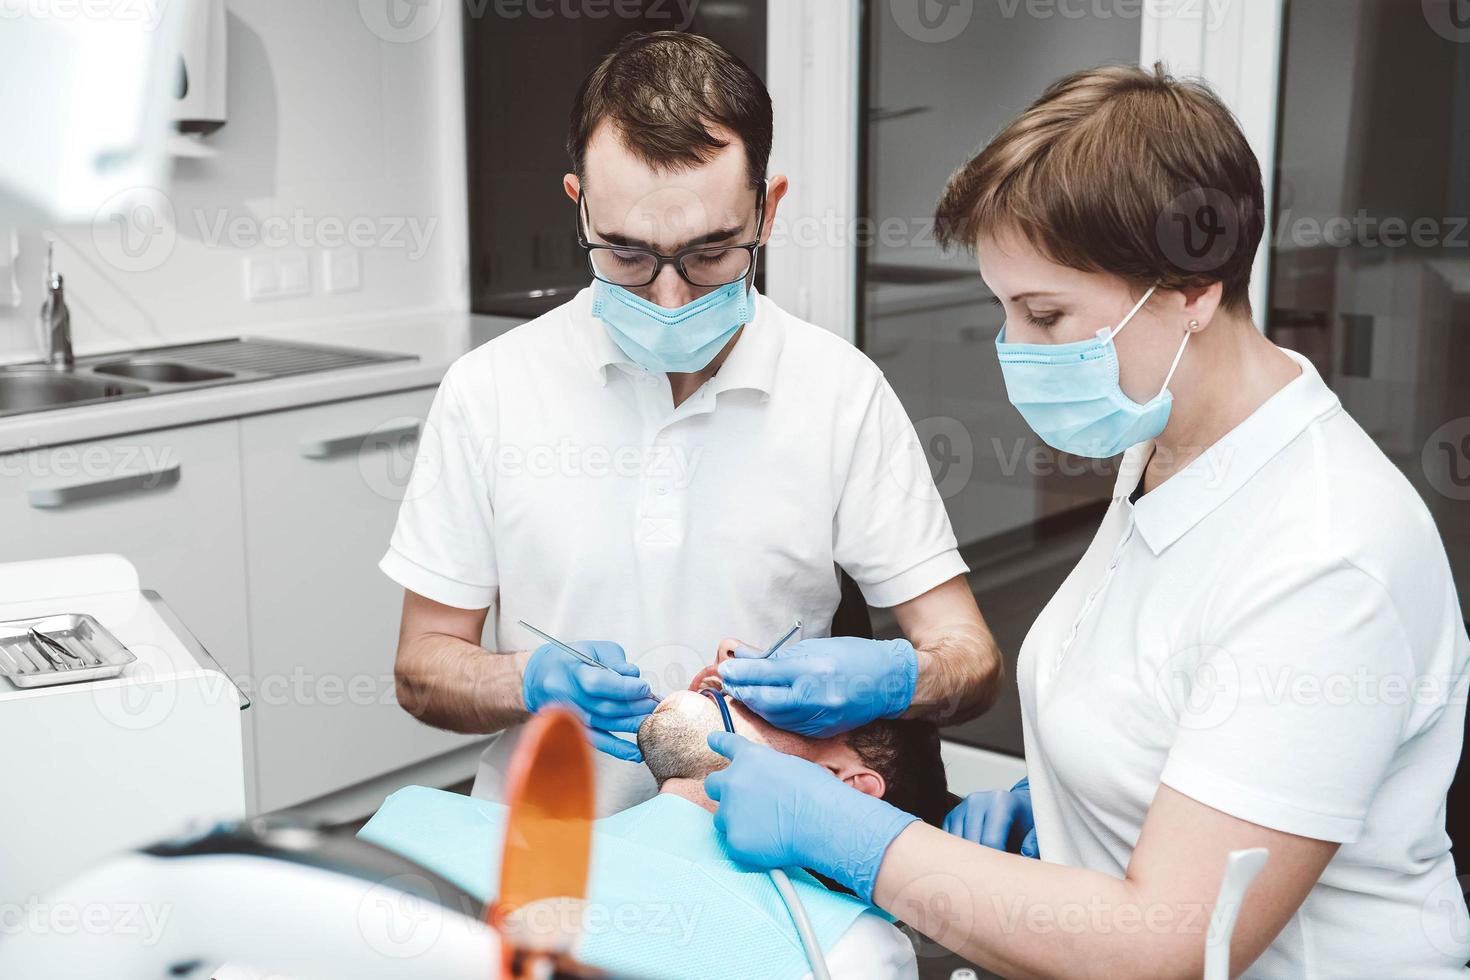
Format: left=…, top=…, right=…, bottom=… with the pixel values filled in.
left=1105, top=285, right=1158, bottom=340
left=1156, top=328, right=1191, bottom=399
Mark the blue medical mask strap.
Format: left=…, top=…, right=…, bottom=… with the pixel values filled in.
left=1104, top=285, right=1158, bottom=341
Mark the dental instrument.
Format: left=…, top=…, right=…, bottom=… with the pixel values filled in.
left=519, top=620, right=661, bottom=703
left=759, top=619, right=802, bottom=658
left=701, top=687, right=831, bottom=980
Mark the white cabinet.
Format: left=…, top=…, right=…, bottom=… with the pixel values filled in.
left=240, top=388, right=478, bottom=812
left=0, top=419, right=259, bottom=805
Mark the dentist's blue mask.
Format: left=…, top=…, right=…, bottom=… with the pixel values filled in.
left=995, top=285, right=1191, bottom=458
left=591, top=277, right=752, bottom=374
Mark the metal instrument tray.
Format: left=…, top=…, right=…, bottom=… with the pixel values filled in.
left=0, top=613, right=137, bottom=688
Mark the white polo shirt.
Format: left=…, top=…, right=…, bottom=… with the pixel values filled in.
left=1017, top=349, right=1470, bottom=976
left=382, top=287, right=966, bottom=814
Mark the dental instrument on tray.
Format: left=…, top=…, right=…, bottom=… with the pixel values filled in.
left=519, top=620, right=662, bottom=703
left=758, top=620, right=802, bottom=658
left=701, top=687, right=831, bottom=980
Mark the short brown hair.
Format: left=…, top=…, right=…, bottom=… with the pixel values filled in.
left=848, top=718, right=955, bottom=828
left=934, top=63, right=1265, bottom=313
left=568, top=31, right=772, bottom=188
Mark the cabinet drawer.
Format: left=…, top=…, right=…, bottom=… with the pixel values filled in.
left=0, top=420, right=252, bottom=687
left=240, top=388, right=477, bottom=811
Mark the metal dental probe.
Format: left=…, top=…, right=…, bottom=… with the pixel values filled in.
left=518, top=620, right=661, bottom=703
left=757, top=620, right=802, bottom=658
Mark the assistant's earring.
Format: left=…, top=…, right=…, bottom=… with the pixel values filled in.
left=1187, top=319, right=1202, bottom=332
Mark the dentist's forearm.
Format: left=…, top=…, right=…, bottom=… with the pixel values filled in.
left=907, top=622, right=1003, bottom=724
left=394, top=634, right=533, bottom=734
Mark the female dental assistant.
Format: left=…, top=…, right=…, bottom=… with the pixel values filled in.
left=704, top=64, right=1470, bottom=977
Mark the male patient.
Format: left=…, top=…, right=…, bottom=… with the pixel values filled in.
left=359, top=690, right=954, bottom=979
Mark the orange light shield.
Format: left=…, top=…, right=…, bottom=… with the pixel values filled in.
left=489, top=707, right=599, bottom=978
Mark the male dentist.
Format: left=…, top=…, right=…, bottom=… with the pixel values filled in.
left=382, top=31, right=1001, bottom=814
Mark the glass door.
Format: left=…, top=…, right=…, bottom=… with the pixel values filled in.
left=860, top=2, right=1142, bottom=755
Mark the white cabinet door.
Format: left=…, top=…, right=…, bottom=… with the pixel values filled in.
left=0, top=420, right=256, bottom=803
left=240, top=388, right=478, bottom=812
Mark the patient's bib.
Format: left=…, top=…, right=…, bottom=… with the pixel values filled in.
left=359, top=786, right=876, bottom=980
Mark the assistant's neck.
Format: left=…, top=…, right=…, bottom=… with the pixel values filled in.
left=1147, top=313, right=1301, bottom=490
left=658, top=778, right=717, bottom=813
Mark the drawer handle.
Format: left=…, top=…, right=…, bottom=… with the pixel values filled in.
left=298, top=422, right=420, bottom=460
left=29, top=462, right=182, bottom=509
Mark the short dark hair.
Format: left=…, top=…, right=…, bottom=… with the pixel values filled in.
left=847, top=719, right=955, bottom=829
left=567, top=31, right=772, bottom=188
left=934, top=62, right=1265, bottom=314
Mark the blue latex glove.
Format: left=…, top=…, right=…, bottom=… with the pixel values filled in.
left=943, top=777, right=1038, bottom=858
left=704, top=730, right=917, bottom=903
left=522, top=640, right=658, bottom=762
left=716, top=636, right=919, bottom=737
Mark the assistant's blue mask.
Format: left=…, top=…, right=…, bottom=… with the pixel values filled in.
left=592, top=278, right=752, bottom=374
left=995, top=285, right=1190, bottom=458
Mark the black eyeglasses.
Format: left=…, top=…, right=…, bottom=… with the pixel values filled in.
left=576, top=186, right=766, bottom=289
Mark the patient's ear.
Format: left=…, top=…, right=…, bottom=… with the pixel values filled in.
left=836, top=763, right=885, bottom=800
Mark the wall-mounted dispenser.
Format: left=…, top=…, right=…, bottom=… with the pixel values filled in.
left=170, top=0, right=228, bottom=158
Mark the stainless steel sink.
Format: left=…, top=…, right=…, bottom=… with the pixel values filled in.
left=91, top=359, right=235, bottom=384
left=0, top=338, right=416, bottom=420
left=0, top=370, right=148, bottom=416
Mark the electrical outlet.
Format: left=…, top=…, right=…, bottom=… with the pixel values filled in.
left=322, top=248, right=361, bottom=294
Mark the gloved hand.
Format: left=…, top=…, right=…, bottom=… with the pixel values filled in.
left=522, top=640, right=658, bottom=762
left=943, top=777, right=1038, bottom=857
left=704, top=730, right=917, bottom=902
left=716, top=636, right=919, bottom=737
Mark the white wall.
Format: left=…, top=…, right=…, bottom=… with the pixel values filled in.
left=0, top=0, right=468, bottom=365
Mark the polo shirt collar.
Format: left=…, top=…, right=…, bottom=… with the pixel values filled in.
left=1119, top=348, right=1341, bottom=555
left=580, top=285, right=783, bottom=398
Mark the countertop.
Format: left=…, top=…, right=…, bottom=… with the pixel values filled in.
left=0, top=310, right=521, bottom=455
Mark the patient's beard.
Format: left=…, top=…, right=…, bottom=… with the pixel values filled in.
left=637, top=703, right=728, bottom=787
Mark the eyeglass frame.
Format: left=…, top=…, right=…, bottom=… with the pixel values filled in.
left=575, top=183, right=768, bottom=289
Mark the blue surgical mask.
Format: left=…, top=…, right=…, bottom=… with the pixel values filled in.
left=592, top=278, right=752, bottom=374
left=995, top=285, right=1190, bottom=458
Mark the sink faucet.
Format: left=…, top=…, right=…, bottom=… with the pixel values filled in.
left=38, top=241, right=73, bottom=369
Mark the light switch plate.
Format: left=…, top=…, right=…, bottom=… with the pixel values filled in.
left=245, top=256, right=279, bottom=300
left=278, top=251, right=310, bottom=297
left=322, top=247, right=361, bottom=294
left=0, top=227, right=19, bottom=308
